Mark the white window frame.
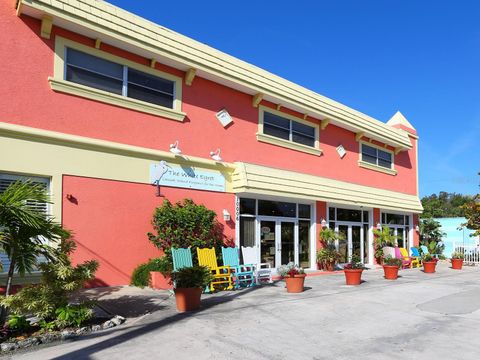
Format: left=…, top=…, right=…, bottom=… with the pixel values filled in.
left=358, top=141, right=397, bottom=176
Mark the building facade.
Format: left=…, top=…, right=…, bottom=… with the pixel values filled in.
left=1, top=0, right=422, bottom=286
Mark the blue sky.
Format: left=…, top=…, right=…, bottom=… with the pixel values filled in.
left=109, top=0, right=480, bottom=197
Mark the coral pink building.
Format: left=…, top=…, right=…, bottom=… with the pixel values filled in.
left=0, top=0, right=422, bottom=286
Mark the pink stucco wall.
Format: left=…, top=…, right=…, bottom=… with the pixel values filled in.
left=0, top=6, right=418, bottom=196
left=62, top=175, right=235, bottom=286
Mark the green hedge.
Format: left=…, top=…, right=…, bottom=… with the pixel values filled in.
left=130, top=257, right=172, bottom=288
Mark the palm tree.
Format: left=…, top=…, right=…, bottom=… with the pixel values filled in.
left=0, top=181, right=65, bottom=297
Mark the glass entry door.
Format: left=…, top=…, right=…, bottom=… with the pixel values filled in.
left=258, top=219, right=297, bottom=269
left=336, top=224, right=366, bottom=264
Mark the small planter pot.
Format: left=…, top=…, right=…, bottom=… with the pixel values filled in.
left=324, top=261, right=335, bottom=272
left=383, top=265, right=399, bottom=280
left=423, top=261, right=437, bottom=273
left=174, top=287, right=203, bottom=312
left=285, top=274, right=306, bottom=293
left=451, top=258, right=464, bottom=270
left=344, top=269, right=363, bottom=285
left=149, top=271, right=173, bottom=290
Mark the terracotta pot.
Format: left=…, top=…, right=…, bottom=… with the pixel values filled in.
left=174, top=287, right=203, bottom=312
left=344, top=269, right=363, bottom=285
left=317, top=262, right=324, bottom=270
left=149, top=271, right=173, bottom=290
left=285, top=274, right=306, bottom=293
left=324, top=261, right=335, bottom=272
left=423, top=261, right=437, bottom=273
left=451, top=258, right=464, bottom=270
left=383, top=265, right=399, bottom=280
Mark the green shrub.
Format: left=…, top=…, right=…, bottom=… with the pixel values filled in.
left=130, top=256, right=172, bottom=288
left=170, top=266, right=213, bottom=288
left=55, top=304, right=93, bottom=328
left=0, top=237, right=98, bottom=321
left=383, top=255, right=403, bottom=268
left=7, top=315, right=29, bottom=332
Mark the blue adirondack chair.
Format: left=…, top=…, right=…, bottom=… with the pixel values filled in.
left=420, top=245, right=440, bottom=259
left=172, top=248, right=193, bottom=270
left=222, top=247, right=255, bottom=289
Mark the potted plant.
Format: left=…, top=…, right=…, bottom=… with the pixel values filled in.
left=450, top=251, right=465, bottom=270
left=318, top=228, right=343, bottom=271
left=170, top=266, right=213, bottom=312
left=343, top=255, right=365, bottom=285
left=422, top=254, right=438, bottom=273
left=372, top=226, right=398, bottom=264
left=149, top=255, right=174, bottom=290
left=382, top=255, right=403, bottom=280
left=278, top=262, right=306, bottom=293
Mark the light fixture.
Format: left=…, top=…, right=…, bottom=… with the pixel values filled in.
left=210, top=148, right=222, bottom=162
left=222, top=209, right=231, bottom=221
left=376, top=223, right=382, bottom=230
left=336, top=144, right=346, bottom=158
left=215, top=109, right=233, bottom=127
left=415, top=225, right=420, bottom=232
left=169, top=141, right=182, bottom=155
left=320, top=218, right=327, bottom=228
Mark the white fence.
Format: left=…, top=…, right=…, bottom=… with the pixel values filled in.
left=454, top=245, right=480, bottom=265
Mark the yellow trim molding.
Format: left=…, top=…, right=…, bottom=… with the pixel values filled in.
left=358, top=160, right=397, bottom=176
left=257, top=105, right=322, bottom=156
left=94, top=38, right=102, bottom=49
left=320, top=119, right=329, bottom=130
left=185, top=68, right=196, bottom=86
left=232, top=162, right=422, bottom=213
left=17, top=0, right=413, bottom=150
left=355, top=132, right=365, bottom=142
left=40, top=15, right=53, bottom=39
left=252, top=93, right=263, bottom=108
left=150, top=59, right=157, bottom=68
left=51, top=36, right=185, bottom=121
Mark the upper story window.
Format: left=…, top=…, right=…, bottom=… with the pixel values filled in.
left=361, top=144, right=393, bottom=169
left=65, top=48, right=175, bottom=109
left=49, top=37, right=185, bottom=121
left=257, top=106, right=321, bottom=156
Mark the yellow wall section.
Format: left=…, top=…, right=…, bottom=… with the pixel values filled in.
left=0, top=123, right=235, bottom=221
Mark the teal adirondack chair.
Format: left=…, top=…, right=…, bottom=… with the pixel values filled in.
left=172, top=248, right=193, bottom=270
left=222, top=247, right=255, bottom=289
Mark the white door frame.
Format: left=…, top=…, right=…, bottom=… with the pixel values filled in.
left=334, top=222, right=366, bottom=263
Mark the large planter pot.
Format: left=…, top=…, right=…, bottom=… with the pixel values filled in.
left=383, top=265, right=399, bottom=280
left=149, top=271, right=173, bottom=290
left=451, top=258, right=464, bottom=270
left=324, top=261, right=335, bottom=272
left=423, top=261, right=437, bottom=273
left=285, top=274, right=306, bottom=293
left=174, top=287, right=203, bottom=312
left=344, top=269, right=363, bottom=285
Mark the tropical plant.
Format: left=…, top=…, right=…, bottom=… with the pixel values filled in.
left=7, top=314, right=29, bottom=332
left=372, top=226, right=398, bottom=261
left=451, top=251, right=465, bottom=260
left=419, top=218, right=445, bottom=244
left=461, top=194, right=480, bottom=237
left=383, top=255, right=403, bottom=268
left=0, top=181, right=67, bottom=297
left=130, top=256, right=173, bottom=288
left=317, top=227, right=343, bottom=269
left=344, top=254, right=364, bottom=270
left=147, top=199, right=228, bottom=262
left=55, top=304, right=93, bottom=328
left=277, top=262, right=305, bottom=278
left=170, top=266, right=213, bottom=288
left=421, top=192, right=472, bottom=218
left=0, top=237, right=98, bottom=321
left=421, top=253, right=438, bottom=263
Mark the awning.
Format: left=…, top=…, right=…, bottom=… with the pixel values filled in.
left=232, top=162, right=423, bottom=213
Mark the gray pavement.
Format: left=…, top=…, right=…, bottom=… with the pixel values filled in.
left=7, top=262, right=480, bottom=360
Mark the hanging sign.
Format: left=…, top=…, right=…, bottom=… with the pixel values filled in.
left=150, top=163, right=226, bottom=192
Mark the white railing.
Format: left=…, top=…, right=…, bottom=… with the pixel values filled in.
left=454, top=245, right=480, bottom=265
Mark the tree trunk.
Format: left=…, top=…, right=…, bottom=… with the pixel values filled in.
left=0, top=255, right=15, bottom=324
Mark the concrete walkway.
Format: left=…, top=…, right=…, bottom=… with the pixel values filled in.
left=7, top=262, right=480, bottom=360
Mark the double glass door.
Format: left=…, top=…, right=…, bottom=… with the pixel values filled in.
left=336, top=224, right=368, bottom=264
left=259, top=219, right=297, bottom=268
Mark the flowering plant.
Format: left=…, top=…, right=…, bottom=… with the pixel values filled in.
left=278, top=262, right=305, bottom=278
left=344, top=255, right=365, bottom=270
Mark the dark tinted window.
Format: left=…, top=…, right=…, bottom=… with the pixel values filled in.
left=127, top=68, right=174, bottom=108
left=298, top=204, right=311, bottom=219
left=361, top=144, right=392, bottom=169
left=263, top=112, right=316, bottom=147
left=240, top=198, right=256, bottom=215
left=258, top=200, right=296, bottom=217
left=336, top=208, right=362, bottom=222
left=386, top=213, right=405, bottom=225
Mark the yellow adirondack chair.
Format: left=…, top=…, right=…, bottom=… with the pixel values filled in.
left=197, top=247, right=233, bottom=292
left=400, top=247, right=419, bottom=268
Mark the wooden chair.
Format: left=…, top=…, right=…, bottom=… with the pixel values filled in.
left=395, top=247, right=412, bottom=269
left=222, top=247, right=255, bottom=289
left=241, top=246, right=273, bottom=284
left=171, top=248, right=193, bottom=271
left=400, top=247, right=419, bottom=268
left=197, top=247, right=233, bottom=292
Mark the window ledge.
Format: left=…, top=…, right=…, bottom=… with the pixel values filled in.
left=256, top=133, right=322, bottom=156
left=48, top=77, right=187, bottom=122
left=358, top=160, right=397, bottom=175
